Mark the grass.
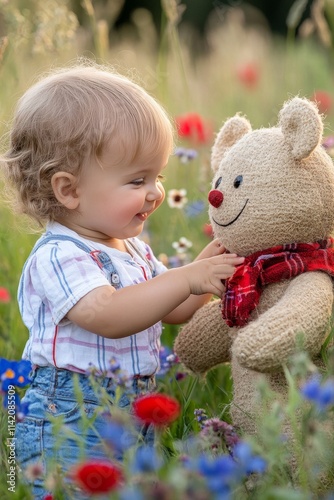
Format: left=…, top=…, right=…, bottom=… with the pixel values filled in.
left=0, top=0, right=334, bottom=498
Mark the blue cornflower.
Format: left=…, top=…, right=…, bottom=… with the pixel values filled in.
left=197, top=453, right=238, bottom=498
left=194, top=408, right=208, bottom=426
left=233, top=442, right=267, bottom=476
left=131, top=445, right=163, bottom=474
left=101, top=419, right=136, bottom=456
left=0, top=358, right=32, bottom=391
left=184, top=200, right=206, bottom=217
left=156, top=345, right=173, bottom=377
left=301, top=374, right=334, bottom=412
left=174, top=147, right=198, bottom=163
left=119, top=487, right=144, bottom=500
left=156, top=345, right=179, bottom=377
left=2, top=392, right=29, bottom=421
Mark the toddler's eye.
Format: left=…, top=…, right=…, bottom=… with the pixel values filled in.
left=214, top=177, right=222, bottom=189
left=131, top=178, right=144, bottom=186
left=157, top=174, right=166, bottom=183
left=233, top=175, right=243, bottom=188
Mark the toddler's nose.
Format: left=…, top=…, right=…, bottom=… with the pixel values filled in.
left=208, top=189, right=224, bottom=208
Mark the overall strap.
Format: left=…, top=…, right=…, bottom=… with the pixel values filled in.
left=30, top=233, right=92, bottom=255
left=29, top=233, right=121, bottom=288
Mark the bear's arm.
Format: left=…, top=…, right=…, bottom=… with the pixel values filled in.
left=174, top=299, right=233, bottom=375
left=233, top=271, right=333, bottom=372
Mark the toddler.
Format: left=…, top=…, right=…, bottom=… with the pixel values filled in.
left=2, top=62, right=243, bottom=498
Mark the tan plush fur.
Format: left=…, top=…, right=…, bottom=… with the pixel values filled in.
left=174, top=97, right=334, bottom=437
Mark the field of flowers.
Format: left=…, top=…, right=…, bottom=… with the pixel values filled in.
left=0, top=0, right=334, bottom=498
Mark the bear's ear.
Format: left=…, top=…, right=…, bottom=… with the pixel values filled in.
left=278, top=97, right=323, bottom=160
left=211, top=115, right=252, bottom=172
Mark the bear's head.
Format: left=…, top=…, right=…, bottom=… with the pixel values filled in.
left=208, top=97, right=334, bottom=256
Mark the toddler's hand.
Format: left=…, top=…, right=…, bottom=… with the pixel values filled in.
left=184, top=253, right=244, bottom=297
left=195, top=238, right=227, bottom=259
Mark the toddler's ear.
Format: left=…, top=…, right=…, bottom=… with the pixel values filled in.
left=51, top=172, right=80, bottom=210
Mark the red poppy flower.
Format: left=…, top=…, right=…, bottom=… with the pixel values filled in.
left=132, top=393, right=181, bottom=427
left=203, top=223, right=214, bottom=238
left=0, top=287, right=10, bottom=303
left=236, top=62, right=259, bottom=88
left=312, top=90, right=332, bottom=114
left=69, top=460, right=124, bottom=494
left=43, top=496, right=54, bottom=500
left=175, top=113, right=213, bottom=145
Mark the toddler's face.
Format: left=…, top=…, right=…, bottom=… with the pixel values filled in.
left=71, top=144, right=168, bottom=244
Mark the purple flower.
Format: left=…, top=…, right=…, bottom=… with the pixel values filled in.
left=322, top=135, right=334, bottom=149
left=194, top=408, right=208, bottom=426
left=174, top=147, right=198, bottom=163
left=200, top=417, right=240, bottom=453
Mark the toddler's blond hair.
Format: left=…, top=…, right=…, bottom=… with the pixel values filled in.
left=2, top=63, right=174, bottom=225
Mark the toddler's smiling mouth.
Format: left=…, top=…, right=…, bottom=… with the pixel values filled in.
left=136, top=212, right=149, bottom=221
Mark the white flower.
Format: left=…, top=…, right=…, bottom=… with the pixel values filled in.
left=167, top=188, right=188, bottom=209
left=172, top=237, right=193, bottom=254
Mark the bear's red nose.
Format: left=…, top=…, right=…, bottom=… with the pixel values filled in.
left=208, top=189, right=224, bottom=208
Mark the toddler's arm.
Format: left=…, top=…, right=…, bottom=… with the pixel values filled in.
left=66, top=250, right=244, bottom=339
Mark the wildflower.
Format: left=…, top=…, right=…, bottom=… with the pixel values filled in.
left=0, top=287, right=10, bottom=302
left=197, top=453, right=238, bottom=497
left=203, top=223, right=214, bottom=238
left=312, top=90, right=332, bottom=114
left=167, top=188, right=188, bottom=209
left=0, top=358, right=32, bottom=391
left=119, top=487, right=144, bottom=500
left=322, top=135, right=334, bottom=156
left=233, top=442, right=267, bottom=476
left=194, top=408, right=208, bottom=426
left=236, top=62, right=259, bottom=88
left=69, top=460, right=124, bottom=494
left=200, top=418, right=240, bottom=453
left=157, top=345, right=176, bottom=376
left=131, top=445, right=163, bottom=473
left=184, top=200, right=206, bottom=217
left=132, top=393, right=180, bottom=427
left=25, top=462, right=44, bottom=481
left=175, top=112, right=213, bottom=145
left=172, top=237, right=193, bottom=254
left=3, top=393, right=30, bottom=421
left=174, top=147, right=198, bottom=163
left=43, top=496, right=54, bottom=500
left=87, top=357, right=132, bottom=389
left=101, top=419, right=136, bottom=456
left=301, top=374, right=334, bottom=411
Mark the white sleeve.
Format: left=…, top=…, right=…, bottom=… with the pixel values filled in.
left=29, top=242, right=111, bottom=324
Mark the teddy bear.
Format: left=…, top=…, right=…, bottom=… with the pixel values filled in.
left=174, top=97, right=334, bottom=438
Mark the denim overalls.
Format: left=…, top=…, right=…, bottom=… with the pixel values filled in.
left=15, top=234, right=156, bottom=499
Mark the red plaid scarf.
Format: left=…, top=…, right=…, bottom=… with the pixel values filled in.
left=223, top=238, right=334, bottom=328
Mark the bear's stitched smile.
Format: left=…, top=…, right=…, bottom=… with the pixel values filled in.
left=212, top=199, right=249, bottom=227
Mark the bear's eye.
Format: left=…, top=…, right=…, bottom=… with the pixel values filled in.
left=214, top=177, right=222, bottom=189
left=233, top=175, right=243, bottom=188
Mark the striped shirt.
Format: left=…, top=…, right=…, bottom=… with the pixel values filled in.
left=18, top=222, right=168, bottom=376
